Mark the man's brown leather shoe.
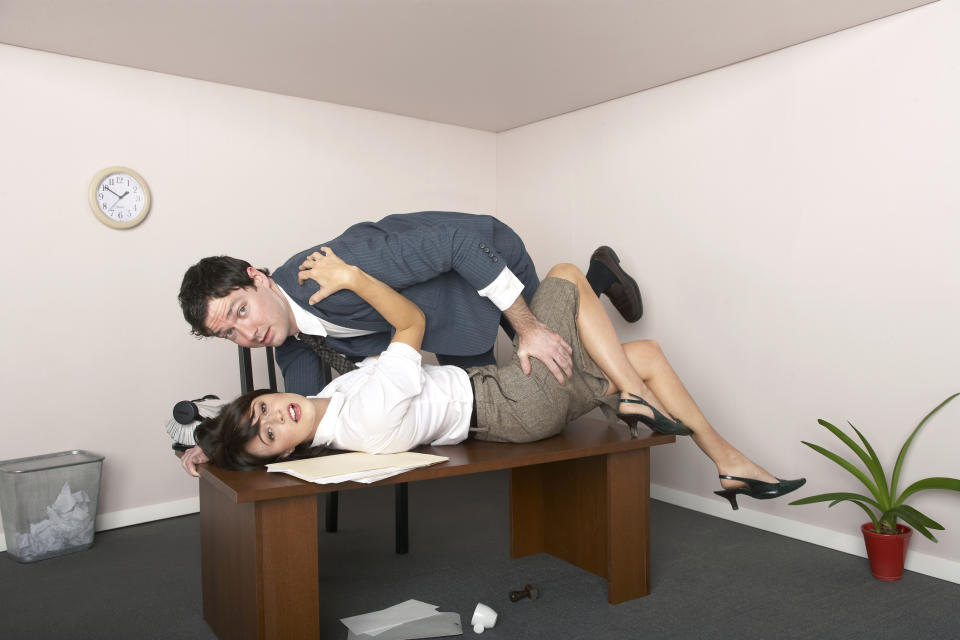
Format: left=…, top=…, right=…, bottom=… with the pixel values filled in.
left=590, top=246, right=643, bottom=322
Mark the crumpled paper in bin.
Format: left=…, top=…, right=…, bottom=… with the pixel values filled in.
left=14, top=482, right=94, bottom=561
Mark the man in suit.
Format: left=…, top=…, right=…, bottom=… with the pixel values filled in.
left=177, top=211, right=641, bottom=473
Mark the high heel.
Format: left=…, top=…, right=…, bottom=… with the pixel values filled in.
left=617, top=393, right=693, bottom=437
left=713, top=475, right=807, bottom=510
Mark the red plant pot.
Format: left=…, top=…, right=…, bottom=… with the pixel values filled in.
left=861, top=522, right=912, bottom=581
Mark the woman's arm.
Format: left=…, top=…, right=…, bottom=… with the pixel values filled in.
left=297, top=247, right=425, bottom=351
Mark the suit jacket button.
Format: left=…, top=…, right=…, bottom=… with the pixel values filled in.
left=492, top=256, right=499, bottom=263
left=479, top=242, right=486, bottom=249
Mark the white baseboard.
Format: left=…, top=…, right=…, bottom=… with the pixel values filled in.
left=652, top=484, right=960, bottom=585
left=3, top=487, right=958, bottom=585
left=0, top=497, right=199, bottom=553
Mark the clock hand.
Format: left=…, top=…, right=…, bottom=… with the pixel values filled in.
left=103, top=186, right=122, bottom=198
left=107, top=191, right=130, bottom=211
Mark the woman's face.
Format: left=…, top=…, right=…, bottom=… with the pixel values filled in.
left=244, top=392, right=317, bottom=460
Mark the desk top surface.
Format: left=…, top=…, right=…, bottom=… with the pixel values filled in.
left=199, top=417, right=674, bottom=504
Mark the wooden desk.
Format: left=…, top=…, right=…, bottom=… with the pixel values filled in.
left=197, top=417, right=674, bottom=639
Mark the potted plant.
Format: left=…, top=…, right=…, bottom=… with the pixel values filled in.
left=790, top=392, right=960, bottom=581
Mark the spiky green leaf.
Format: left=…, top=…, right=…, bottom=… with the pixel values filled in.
left=817, top=419, right=885, bottom=490
left=887, top=504, right=944, bottom=531
left=789, top=493, right=881, bottom=528
left=887, top=506, right=938, bottom=542
left=842, top=500, right=881, bottom=528
left=891, top=393, right=960, bottom=495
left=789, top=492, right=881, bottom=510
left=800, top=441, right=881, bottom=502
left=896, top=477, right=960, bottom=504
left=848, top=421, right=891, bottom=504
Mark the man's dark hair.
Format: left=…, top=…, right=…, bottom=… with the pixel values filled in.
left=178, top=256, right=268, bottom=337
left=194, top=389, right=327, bottom=470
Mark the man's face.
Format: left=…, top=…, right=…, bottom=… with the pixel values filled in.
left=204, top=267, right=295, bottom=348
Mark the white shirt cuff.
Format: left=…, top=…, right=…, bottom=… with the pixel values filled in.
left=477, top=267, right=524, bottom=311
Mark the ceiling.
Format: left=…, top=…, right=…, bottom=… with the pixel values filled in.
left=0, top=0, right=937, bottom=132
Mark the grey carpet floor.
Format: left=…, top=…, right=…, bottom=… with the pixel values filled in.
left=2, top=470, right=958, bottom=639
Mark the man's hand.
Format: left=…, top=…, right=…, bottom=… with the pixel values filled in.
left=516, top=320, right=574, bottom=384
left=503, top=295, right=573, bottom=384
left=181, top=445, right=209, bottom=478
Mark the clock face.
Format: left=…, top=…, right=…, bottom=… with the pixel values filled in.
left=89, top=167, right=151, bottom=229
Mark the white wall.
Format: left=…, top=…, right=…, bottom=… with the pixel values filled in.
left=0, top=44, right=496, bottom=541
left=498, top=0, right=960, bottom=571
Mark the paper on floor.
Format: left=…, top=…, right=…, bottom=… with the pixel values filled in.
left=342, top=599, right=462, bottom=639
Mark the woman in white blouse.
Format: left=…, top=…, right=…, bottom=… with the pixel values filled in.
left=193, top=248, right=804, bottom=510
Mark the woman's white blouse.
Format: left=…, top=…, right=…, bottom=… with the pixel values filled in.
left=310, top=342, right=474, bottom=453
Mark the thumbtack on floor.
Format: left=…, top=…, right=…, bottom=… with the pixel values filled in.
left=509, top=584, right=540, bottom=602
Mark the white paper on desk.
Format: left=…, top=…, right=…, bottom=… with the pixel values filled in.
left=303, top=467, right=407, bottom=484
left=341, top=599, right=452, bottom=636
left=265, top=466, right=409, bottom=485
left=266, top=452, right=447, bottom=482
left=346, top=612, right=462, bottom=639
left=351, top=468, right=410, bottom=484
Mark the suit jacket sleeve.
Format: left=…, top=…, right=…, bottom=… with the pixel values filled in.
left=333, top=219, right=508, bottom=294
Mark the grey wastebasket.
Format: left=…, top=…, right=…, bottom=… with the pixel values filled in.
left=0, top=450, right=104, bottom=562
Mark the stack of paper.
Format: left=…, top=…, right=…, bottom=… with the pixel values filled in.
left=341, top=599, right=462, bottom=639
left=266, top=451, right=448, bottom=484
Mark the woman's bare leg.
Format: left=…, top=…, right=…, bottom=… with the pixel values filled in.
left=621, top=340, right=777, bottom=487
left=544, top=264, right=665, bottom=417
left=544, top=263, right=777, bottom=487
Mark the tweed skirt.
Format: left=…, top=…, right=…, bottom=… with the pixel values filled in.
left=467, top=277, right=618, bottom=443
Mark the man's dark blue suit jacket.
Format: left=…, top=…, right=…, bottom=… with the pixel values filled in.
left=270, top=211, right=540, bottom=395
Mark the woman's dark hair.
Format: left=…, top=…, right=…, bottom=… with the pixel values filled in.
left=194, top=389, right=327, bottom=470
left=178, top=256, right=269, bottom=337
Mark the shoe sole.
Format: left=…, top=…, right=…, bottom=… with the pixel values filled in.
left=592, top=246, right=642, bottom=322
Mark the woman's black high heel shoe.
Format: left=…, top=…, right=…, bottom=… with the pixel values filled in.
left=713, top=475, right=807, bottom=510
left=618, top=393, right=693, bottom=437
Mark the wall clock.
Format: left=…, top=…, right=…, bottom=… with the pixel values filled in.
left=88, top=166, right=152, bottom=229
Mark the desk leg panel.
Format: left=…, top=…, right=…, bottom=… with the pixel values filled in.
left=510, top=457, right=607, bottom=578
left=257, top=496, right=320, bottom=639
left=606, top=448, right=650, bottom=603
left=200, top=481, right=260, bottom=640
left=510, top=465, right=546, bottom=559
left=200, top=481, right=319, bottom=640
left=510, top=450, right=652, bottom=604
